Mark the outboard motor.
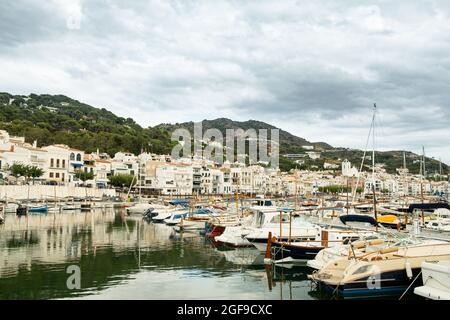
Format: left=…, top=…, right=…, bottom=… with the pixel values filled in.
left=143, top=208, right=157, bottom=221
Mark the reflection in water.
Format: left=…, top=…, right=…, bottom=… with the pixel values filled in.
left=0, top=209, right=318, bottom=300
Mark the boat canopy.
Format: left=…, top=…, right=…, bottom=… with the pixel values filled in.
left=407, top=203, right=450, bottom=213
left=339, top=214, right=378, bottom=226
left=168, top=199, right=190, bottom=206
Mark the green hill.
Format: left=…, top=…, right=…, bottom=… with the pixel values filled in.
left=0, top=92, right=176, bottom=155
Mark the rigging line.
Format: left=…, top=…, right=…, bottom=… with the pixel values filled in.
left=399, top=270, right=422, bottom=300
left=352, top=109, right=375, bottom=203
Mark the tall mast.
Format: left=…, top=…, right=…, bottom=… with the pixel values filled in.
left=372, top=104, right=377, bottom=230
left=351, top=104, right=376, bottom=203
left=372, top=104, right=376, bottom=185
left=422, top=146, right=426, bottom=179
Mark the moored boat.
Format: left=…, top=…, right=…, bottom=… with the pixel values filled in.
left=28, top=204, right=48, bottom=213
left=414, top=261, right=450, bottom=300
left=268, top=229, right=374, bottom=264
left=309, top=241, right=450, bottom=298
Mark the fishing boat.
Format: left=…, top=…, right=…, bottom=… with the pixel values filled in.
left=267, top=228, right=375, bottom=264
left=243, top=211, right=321, bottom=251
left=28, top=204, right=48, bottom=213
left=414, top=261, right=450, bottom=300
left=309, top=241, right=450, bottom=298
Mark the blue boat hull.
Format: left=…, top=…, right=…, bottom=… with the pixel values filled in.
left=28, top=206, right=48, bottom=213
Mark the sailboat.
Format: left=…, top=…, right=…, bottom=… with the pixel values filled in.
left=125, top=170, right=158, bottom=215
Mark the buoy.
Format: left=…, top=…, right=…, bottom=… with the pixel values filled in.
left=405, top=261, right=413, bottom=279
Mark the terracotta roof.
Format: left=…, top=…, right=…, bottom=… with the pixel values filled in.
left=96, top=159, right=111, bottom=163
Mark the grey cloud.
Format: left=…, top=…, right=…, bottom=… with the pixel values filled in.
left=1, top=0, right=450, bottom=162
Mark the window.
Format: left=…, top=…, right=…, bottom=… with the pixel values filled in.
left=76, top=154, right=81, bottom=161
left=70, top=153, right=75, bottom=161
left=50, top=158, right=54, bottom=167
left=50, top=172, right=54, bottom=178
left=61, top=173, right=65, bottom=181
left=56, top=159, right=60, bottom=168
left=56, top=173, right=60, bottom=178
left=62, top=160, right=66, bottom=168
left=352, top=265, right=373, bottom=275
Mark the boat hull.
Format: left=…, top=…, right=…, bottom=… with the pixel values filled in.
left=270, top=242, right=324, bottom=263
left=315, top=268, right=423, bottom=299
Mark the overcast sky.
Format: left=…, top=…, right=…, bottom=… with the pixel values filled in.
left=1, top=0, right=449, bottom=163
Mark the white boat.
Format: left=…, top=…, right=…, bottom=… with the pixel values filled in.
left=47, top=206, right=61, bottom=212
left=245, top=198, right=280, bottom=212
left=126, top=202, right=153, bottom=214
left=243, top=211, right=321, bottom=251
left=215, top=210, right=319, bottom=250
left=174, top=208, right=221, bottom=231
left=4, top=203, right=18, bottom=213
left=164, top=211, right=189, bottom=226
left=213, top=213, right=258, bottom=247
left=268, top=228, right=376, bottom=264
left=61, top=204, right=82, bottom=210
left=152, top=208, right=185, bottom=223
left=307, top=237, right=389, bottom=270
left=306, top=236, right=445, bottom=271
left=414, top=261, right=450, bottom=300
left=309, top=240, right=450, bottom=298
left=425, top=209, right=450, bottom=232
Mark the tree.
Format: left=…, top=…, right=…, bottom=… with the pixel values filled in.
left=75, top=170, right=94, bottom=182
left=26, top=165, right=44, bottom=184
left=108, top=174, right=136, bottom=189
left=8, top=163, right=44, bottom=184
left=9, top=163, right=28, bottom=177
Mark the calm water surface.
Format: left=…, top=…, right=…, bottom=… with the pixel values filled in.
left=0, top=209, right=324, bottom=300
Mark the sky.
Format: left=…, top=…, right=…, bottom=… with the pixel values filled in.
left=1, top=0, right=449, bottom=163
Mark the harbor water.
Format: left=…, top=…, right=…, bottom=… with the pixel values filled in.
left=0, top=208, right=326, bottom=300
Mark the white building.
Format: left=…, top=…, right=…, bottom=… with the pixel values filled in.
left=41, top=145, right=84, bottom=183
left=342, top=159, right=359, bottom=177
left=154, top=164, right=193, bottom=195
